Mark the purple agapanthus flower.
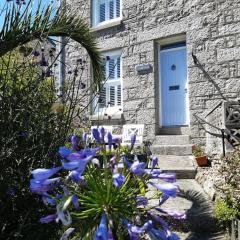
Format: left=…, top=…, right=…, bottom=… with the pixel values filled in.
left=159, top=194, right=170, bottom=205
left=40, top=214, right=58, bottom=224
left=42, top=194, right=57, bottom=206
left=148, top=169, right=162, bottom=178
left=107, top=132, right=113, bottom=150
left=142, top=220, right=153, bottom=231
left=60, top=228, right=75, bottom=240
left=112, top=136, right=121, bottom=144
left=100, top=127, right=105, bottom=143
left=61, top=155, right=92, bottom=172
left=108, top=228, right=114, bottom=240
left=31, top=167, right=62, bottom=180
left=150, top=182, right=178, bottom=198
left=57, top=204, right=72, bottom=226
left=95, top=213, right=108, bottom=240
left=130, top=161, right=145, bottom=176
left=59, top=147, right=73, bottom=158
left=113, top=173, right=125, bottom=187
left=92, top=128, right=101, bottom=143
left=136, top=196, right=148, bottom=206
left=68, top=170, right=86, bottom=184
left=148, top=212, right=179, bottom=239
left=127, top=223, right=144, bottom=240
left=71, top=135, right=79, bottom=151
left=72, top=195, right=80, bottom=210
left=66, top=147, right=99, bottom=161
left=148, top=228, right=166, bottom=239
left=151, top=156, right=158, bottom=170
left=156, top=208, right=186, bottom=220
left=130, top=133, right=137, bottom=149
left=30, top=177, right=61, bottom=194
left=158, top=173, right=176, bottom=183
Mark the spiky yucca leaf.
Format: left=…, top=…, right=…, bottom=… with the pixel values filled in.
left=69, top=165, right=143, bottom=239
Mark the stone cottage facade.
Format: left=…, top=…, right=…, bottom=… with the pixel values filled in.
left=66, top=0, right=240, bottom=154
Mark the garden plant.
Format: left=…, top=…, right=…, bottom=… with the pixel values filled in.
left=30, top=128, right=186, bottom=239
left=0, top=0, right=102, bottom=239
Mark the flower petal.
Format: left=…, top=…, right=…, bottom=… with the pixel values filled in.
left=95, top=213, right=108, bottom=240
left=150, top=182, right=178, bottom=198
left=92, top=128, right=101, bottom=143
left=57, top=204, right=72, bottom=226
left=130, top=161, right=145, bottom=176
left=31, top=167, right=62, bottom=180
left=60, top=228, right=75, bottom=240
left=72, top=195, right=80, bottom=210
left=30, top=177, right=61, bottom=194
left=39, top=214, right=57, bottom=224
left=59, top=147, right=73, bottom=158
left=113, top=173, right=125, bottom=187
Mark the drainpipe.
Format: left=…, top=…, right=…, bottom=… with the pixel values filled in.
left=58, top=0, right=66, bottom=102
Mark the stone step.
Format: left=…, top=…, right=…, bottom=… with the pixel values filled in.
left=151, top=144, right=193, bottom=156
left=154, top=135, right=190, bottom=145
left=158, top=126, right=190, bottom=135
left=156, top=155, right=197, bottom=179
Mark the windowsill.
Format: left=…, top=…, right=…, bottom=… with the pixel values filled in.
left=90, top=107, right=123, bottom=121
left=91, top=18, right=122, bottom=32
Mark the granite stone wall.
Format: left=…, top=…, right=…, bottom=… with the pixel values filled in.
left=65, top=0, right=240, bottom=145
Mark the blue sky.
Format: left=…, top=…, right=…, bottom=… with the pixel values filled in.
left=0, top=0, right=58, bottom=27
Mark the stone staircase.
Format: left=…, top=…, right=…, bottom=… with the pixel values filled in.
left=150, top=135, right=197, bottom=179
left=148, top=134, right=227, bottom=239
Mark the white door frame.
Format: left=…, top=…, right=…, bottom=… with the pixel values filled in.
left=158, top=44, right=190, bottom=127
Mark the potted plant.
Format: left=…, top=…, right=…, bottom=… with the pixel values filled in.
left=192, top=145, right=208, bottom=167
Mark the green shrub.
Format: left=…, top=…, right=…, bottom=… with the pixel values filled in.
left=215, top=199, right=238, bottom=227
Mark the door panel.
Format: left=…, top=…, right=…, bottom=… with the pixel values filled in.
left=160, top=46, right=188, bottom=126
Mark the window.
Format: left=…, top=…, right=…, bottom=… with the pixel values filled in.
left=94, top=50, right=122, bottom=114
left=92, top=0, right=121, bottom=27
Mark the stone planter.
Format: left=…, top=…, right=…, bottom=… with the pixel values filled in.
left=195, top=155, right=208, bottom=167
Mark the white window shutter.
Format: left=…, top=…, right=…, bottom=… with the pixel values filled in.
left=117, top=85, right=121, bottom=106
left=110, top=86, right=115, bottom=106
left=99, top=3, right=106, bottom=22
left=99, top=86, right=106, bottom=108
left=116, top=0, right=120, bottom=17
left=109, top=1, right=114, bottom=19
left=109, top=59, right=115, bottom=79
left=117, top=57, right=121, bottom=78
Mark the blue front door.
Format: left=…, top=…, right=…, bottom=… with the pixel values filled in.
left=160, top=43, right=189, bottom=126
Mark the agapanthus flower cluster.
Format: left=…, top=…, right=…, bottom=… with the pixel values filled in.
left=30, top=127, right=186, bottom=239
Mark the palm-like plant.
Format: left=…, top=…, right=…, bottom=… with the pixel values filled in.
left=0, top=0, right=102, bottom=86
left=0, top=1, right=102, bottom=239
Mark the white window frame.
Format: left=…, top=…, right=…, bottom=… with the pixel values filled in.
left=93, top=49, right=123, bottom=116
left=92, top=0, right=122, bottom=28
